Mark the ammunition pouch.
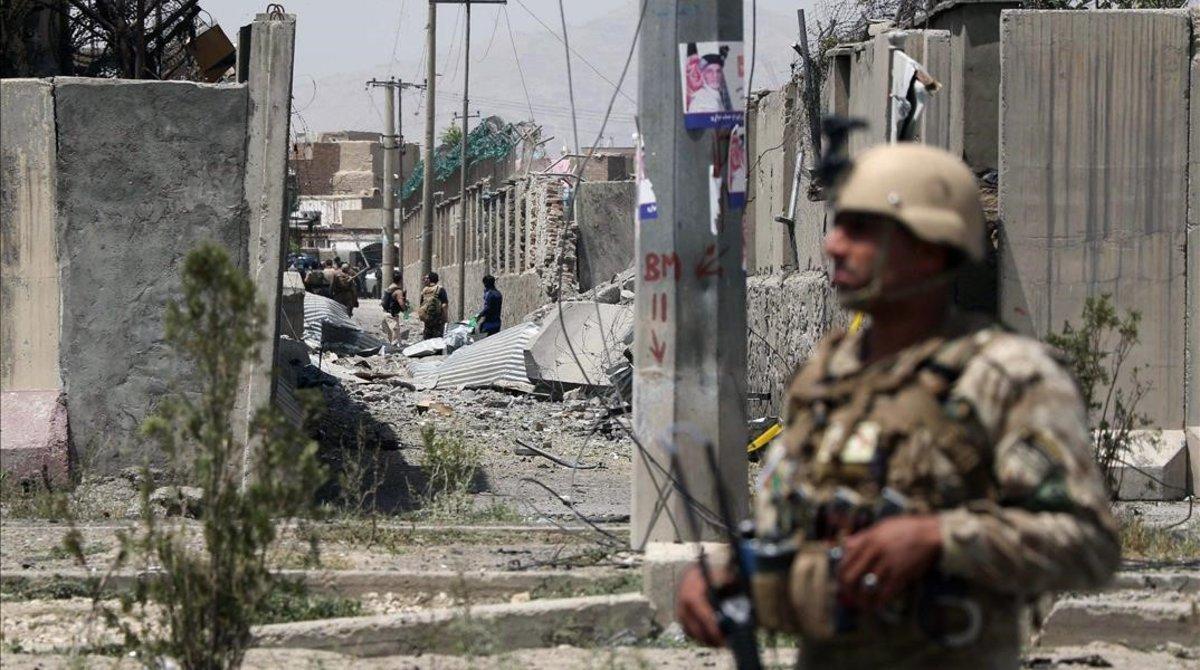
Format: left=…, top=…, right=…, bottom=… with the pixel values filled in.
left=751, top=539, right=837, bottom=640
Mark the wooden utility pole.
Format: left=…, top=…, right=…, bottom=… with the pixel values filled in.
left=631, top=0, right=747, bottom=547
left=367, top=77, right=425, bottom=296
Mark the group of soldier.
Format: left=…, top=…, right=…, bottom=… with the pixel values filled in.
left=300, top=258, right=361, bottom=315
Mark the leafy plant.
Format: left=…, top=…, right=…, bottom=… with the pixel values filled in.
left=440, top=123, right=463, bottom=149
left=1044, top=294, right=1149, bottom=498
left=418, top=423, right=480, bottom=518
left=66, top=243, right=325, bottom=669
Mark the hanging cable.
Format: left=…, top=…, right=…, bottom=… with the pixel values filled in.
left=502, top=6, right=536, bottom=124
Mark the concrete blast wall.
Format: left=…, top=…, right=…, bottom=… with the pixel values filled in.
left=998, top=9, right=1193, bottom=431
left=826, top=30, right=953, bottom=158
left=1, top=79, right=60, bottom=393
left=575, top=181, right=635, bottom=291
left=1, top=15, right=294, bottom=477
left=923, top=1, right=1019, bottom=172
left=20, top=79, right=251, bottom=470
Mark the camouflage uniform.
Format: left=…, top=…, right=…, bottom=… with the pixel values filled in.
left=753, top=309, right=1119, bottom=669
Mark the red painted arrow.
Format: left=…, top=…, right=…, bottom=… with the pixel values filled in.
left=650, top=330, right=667, bottom=364
left=695, top=243, right=724, bottom=279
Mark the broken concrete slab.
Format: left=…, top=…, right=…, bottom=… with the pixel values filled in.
left=1112, top=430, right=1190, bottom=501
left=1, top=567, right=639, bottom=602
left=527, top=303, right=634, bottom=388
left=252, top=593, right=655, bottom=657
left=402, top=338, right=445, bottom=358
left=0, top=390, right=72, bottom=485
left=1038, top=595, right=1199, bottom=649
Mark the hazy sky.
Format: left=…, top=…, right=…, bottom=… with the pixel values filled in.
left=201, top=0, right=818, bottom=147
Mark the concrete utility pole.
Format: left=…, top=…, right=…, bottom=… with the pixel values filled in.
left=632, top=0, right=747, bottom=547
left=434, top=0, right=505, bottom=319
left=420, top=1, right=437, bottom=279
left=366, top=78, right=398, bottom=297
left=454, top=109, right=481, bottom=320
left=367, top=77, right=426, bottom=296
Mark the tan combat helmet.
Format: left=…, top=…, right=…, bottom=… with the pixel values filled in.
left=833, top=143, right=985, bottom=264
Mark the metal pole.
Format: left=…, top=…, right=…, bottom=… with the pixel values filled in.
left=631, top=0, right=747, bottom=547
left=457, top=0, right=471, bottom=321
left=420, top=0, right=437, bottom=279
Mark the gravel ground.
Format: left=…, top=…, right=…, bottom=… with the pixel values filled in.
left=318, top=299, right=637, bottom=523
left=2, top=641, right=1195, bottom=670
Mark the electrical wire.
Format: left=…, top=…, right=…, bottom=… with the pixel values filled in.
left=557, top=0, right=580, bottom=154
left=388, top=0, right=410, bottom=70
left=539, top=0, right=730, bottom=543
left=502, top=6, right=536, bottom=124
left=510, top=0, right=635, bottom=105
left=475, top=4, right=502, bottom=63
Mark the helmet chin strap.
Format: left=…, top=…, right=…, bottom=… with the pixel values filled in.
left=834, top=221, right=958, bottom=311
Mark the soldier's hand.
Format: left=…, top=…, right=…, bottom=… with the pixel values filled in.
left=838, top=515, right=942, bottom=610
left=675, top=563, right=726, bottom=647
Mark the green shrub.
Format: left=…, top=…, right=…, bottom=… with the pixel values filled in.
left=1045, top=294, right=1148, bottom=498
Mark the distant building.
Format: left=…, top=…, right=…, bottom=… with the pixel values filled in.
left=288, top=131, right=417, bottom=257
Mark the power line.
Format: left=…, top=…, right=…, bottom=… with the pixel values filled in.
left=475, top=5, right=503, bottom=62
left=510, top=0, right=635, bottom=105
left=502, top=6, right=536, bottom=125
left=388, top=0, right=410, bottom=71
left=557, top=0, right=580, bottom=154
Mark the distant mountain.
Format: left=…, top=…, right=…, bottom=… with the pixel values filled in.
left=293, top=1, right=800, bottom=153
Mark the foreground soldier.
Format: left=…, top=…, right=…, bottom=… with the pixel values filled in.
left=676, top=143, right=1119, bottom=668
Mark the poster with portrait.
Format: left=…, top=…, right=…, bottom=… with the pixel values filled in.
left=679, top=41, right=745, bottom=130
left=727, top=124, right=747, bottom=209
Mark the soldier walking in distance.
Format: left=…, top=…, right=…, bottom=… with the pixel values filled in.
left=676, top=143, right=1119, bottom=669
left=417, top=271, right=449, bottom=341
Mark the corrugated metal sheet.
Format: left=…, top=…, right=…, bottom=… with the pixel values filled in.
left=303, top=292, right=383, bottom=355
left=413, top=322, right=539, bottom=391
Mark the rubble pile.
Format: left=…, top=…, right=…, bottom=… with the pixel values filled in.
left=296, top=297, right=637, bottom=521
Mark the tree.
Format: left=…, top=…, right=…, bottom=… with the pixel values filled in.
left=440, top=123, right=463, bottom=148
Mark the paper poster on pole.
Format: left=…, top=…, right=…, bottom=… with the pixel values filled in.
left=727, top=124, right=747, bottom=209
left=679, top=41, right=745, bottom=130
left=635, top=133, right=658, bottom=221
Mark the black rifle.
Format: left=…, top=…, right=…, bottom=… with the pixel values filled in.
left=667, top=442, right=763, bottom=670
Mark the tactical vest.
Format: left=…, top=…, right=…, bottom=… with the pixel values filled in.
left=753, top=322, right=1003, bottom=637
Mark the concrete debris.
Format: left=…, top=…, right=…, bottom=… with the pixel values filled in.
left=304, top=293, right=384, bottom=355
left=415, top=399, right=454, bottom=416
left=149, top=485, right=204, bottom=518
left=252, top=593, right=655, bottom=657
left=402, top=338, right=445, bottom=358
left=528, top=303, right=634, bottom=388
